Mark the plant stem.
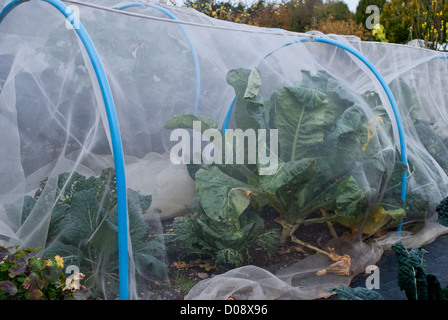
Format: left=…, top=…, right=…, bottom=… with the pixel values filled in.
left=299, top=214, right=358, bottom=226
left=290, top=233, right=329, bottom=256
left=277, top=193, right=298, bottom=244
left=290, top=224, right=329, bottom=256
left=321, top=208, right=338, bottom=239
left=278, top=221, right=293, bottom=244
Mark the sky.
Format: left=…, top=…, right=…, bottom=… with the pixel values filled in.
left=343, top=0, right=358, bottom=12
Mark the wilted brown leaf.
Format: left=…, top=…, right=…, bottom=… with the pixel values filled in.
left=173, top=259, right=216, bottom=271
left=316, top=248, right=351, bottom=276
left=173, top=261, right=189, bottom=269
left=190, top=259, right=216, bottom=271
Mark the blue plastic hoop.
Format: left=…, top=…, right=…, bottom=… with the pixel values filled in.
left=0, top=0, right=130, bottom=299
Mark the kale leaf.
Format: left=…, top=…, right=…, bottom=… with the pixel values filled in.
left=10, top=168, right=166, bottom=297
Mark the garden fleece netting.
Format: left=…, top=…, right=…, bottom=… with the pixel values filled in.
left=0, top=0, right=447, bottom=300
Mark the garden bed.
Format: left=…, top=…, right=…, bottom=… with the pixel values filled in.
left=144, top=208, right=353, bottom=300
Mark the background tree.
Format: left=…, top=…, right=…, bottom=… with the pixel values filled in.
left=354, top=0, right=386, bottom=26
left=314, top=0, right=352, bottom=22
left=380, top=0, right=448, bottom=49
left=184, top=0, right=254, bottom=23
left=380, top=0, right=417, bottom=44
left=410, top=0, right=448, bottom=50
left=306, top=0, right=369, bottom=40
left=246, top=1, right=293, bottom=30
left=307, top=17, right=371, bottom=40
left=288, top=0, right=322, bottom=32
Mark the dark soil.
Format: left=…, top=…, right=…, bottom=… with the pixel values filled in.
left=141, top=208, right=352, bottom=300
left=348, top=233, right=448, bottom=300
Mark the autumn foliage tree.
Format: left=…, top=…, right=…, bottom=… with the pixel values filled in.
left=245, top=1, right=293, bottom=30
left=184, top=0, right=255, bottom=23
left=380, top=0, right=448, bottom=49
left=184, top=0, right=361, bottom=35
left=409, top=0, right=448, bottom=50
left=306, top=0, right=370, bottom=40
left=183, top=0, right=447, bottom=47
left=307, top=18, right=371, bottom=40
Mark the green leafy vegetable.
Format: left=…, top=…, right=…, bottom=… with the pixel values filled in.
left=9, top=168, right=166, bottom=298
left=329, top=285, right=384, bottom=300
left=436, top=196, right=448, bottom=227
left=169, top=198, right=279, bottom=267
left=226, top=68, right=402, bottom=241
left=165, top=114, right=218, bottom=133
left=332, top=241, right=448, bottom=300
left=274, top=85, right=329, bottom=161
left=226, top=68, right=265, bottom=131
left=392, top=241, right=429, bottom=300
left=392, top=241, right=448, bottom=300
left=195, top=166, right=255, bottom=223
left=365, top=78, right=448, bottom=220
left=165, top=67, right=406, bottom=248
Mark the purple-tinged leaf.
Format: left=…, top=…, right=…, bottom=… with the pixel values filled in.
left=23, top=272, right=47, bottom=291
left=0, top=281, right=18, bottom=296
left=25, top=289, right=44, bottom=300
left=8, top=265, right=27, bottom=278
left=0, top=247, right=9, bottom=261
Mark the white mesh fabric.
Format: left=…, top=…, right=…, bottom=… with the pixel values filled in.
left=0, top=0, right=447, bottom=300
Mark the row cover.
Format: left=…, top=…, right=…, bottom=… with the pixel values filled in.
left=0, top=0, right=447, bottom=299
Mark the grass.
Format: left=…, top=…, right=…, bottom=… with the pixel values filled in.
left=170, top=269, right=199, bottom=296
